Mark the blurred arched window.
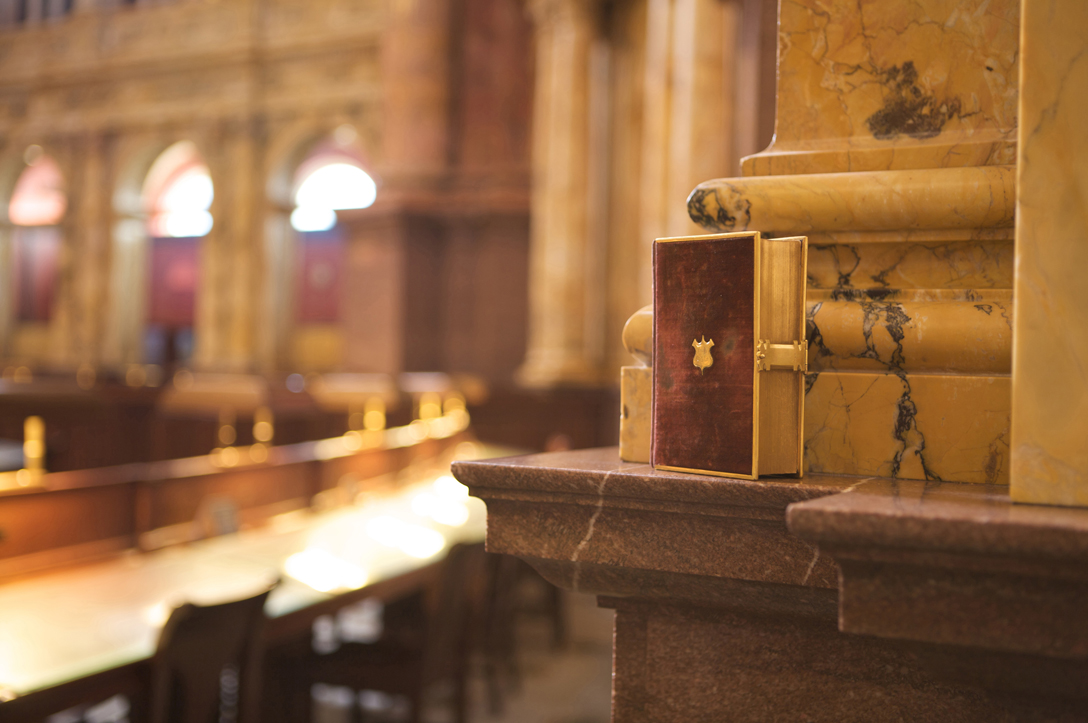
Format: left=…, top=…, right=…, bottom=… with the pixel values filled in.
left=8, top=151, right=65, bottom=324
left=142, top=141, right=213, bottom=366
left=290, top=147, right=376, bottom=325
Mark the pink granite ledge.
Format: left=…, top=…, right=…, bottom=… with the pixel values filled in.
left=453, top=446, right=861, bottom=511
left=452, top=447, right=861, bottom=604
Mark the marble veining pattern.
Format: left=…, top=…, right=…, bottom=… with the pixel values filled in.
left=807, top=297, right=1012, bottom=374
left=806, top=240, right=1013, bottom=291
left=742, top=0, right=1019, bottom=176
left=569, top=466, right=616, bottom=592
left=804, top=372, right=1010, bottom=484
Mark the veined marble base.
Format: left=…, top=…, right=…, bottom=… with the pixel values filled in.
left=619, top=366, right=651, bottom=463
left=805, top=371, right=1009, bottom=484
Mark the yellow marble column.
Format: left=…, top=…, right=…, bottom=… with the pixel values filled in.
left=681, top=0, right=1019, bottom=484
left=0, top=219, right=13, bottom=362
left=517, top=0, right=608, bottom=387
left=197, top=120, right=262, bottom=372
left=67, top=133, right=112, bottom=369
left=527, top=0, right=756, bottom=384
left=1009, top=0, right=1088, bottom=506
left=609, top=0, right=746, bottom=376
left=380, top=0, right=452, bottom=178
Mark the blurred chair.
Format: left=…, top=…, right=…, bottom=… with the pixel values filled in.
left=478, top=553, right=523, bottom=716
left=517, top=560, right=566, bottom=650
left=270, top=542, right=486, bottom=723
left=150, top=583, right=276, bottom=723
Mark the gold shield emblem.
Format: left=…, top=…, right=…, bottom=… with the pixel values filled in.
left=691, top=336, right=715, bottom=374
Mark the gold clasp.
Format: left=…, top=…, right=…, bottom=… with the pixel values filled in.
left=756, top=340, right=808, bottom=372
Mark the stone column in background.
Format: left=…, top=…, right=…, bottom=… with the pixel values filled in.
left=379, top=0, right=452, bottom=179
left=637, top=0, right=742, bottom=296
left=338, top=211, right=407, bottom=375
left=68, top=133, right=112, bottom=369
left=530, top=0, right=773, bottom=382
left=517, top=0, right=608, bottom=388
left=0, top=218, right=13, bottom=361
left=196, top=120, right=262, bottom=372
left=1010, top=0, right=1088, bottom=506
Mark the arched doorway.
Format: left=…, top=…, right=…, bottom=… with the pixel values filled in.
left=288, top=138, right=377, bottom=370
left=4, top=146, right=65, bottom=362
left=141, top=141, right=213, bottom=369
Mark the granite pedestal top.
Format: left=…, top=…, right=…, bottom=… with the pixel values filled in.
left=452, top=447, right=858, bottom=614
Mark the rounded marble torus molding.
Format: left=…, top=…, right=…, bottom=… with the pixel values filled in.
left=687, top=166, right=1016, bottom=235
left=622, top=305, right=652, bottom=367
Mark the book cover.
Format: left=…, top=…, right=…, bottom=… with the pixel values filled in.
left=651, top=232, right=807, bottom=479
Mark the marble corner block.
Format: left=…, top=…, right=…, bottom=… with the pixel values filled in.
left=619, top=305, right=652, bottom=463
left=682, top=0, right=1019, bottom=486
left=805, top=373, right=1010, bottom=484
left=619, top=367, right=650, bottom=463
left=1009, top=0, right=1088, bottom=507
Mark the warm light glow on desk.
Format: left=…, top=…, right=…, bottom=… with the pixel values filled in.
left=143, top=601, right=172, bottom=629
left=285, top=548, right=369, bottom=593
left=411, top=492, right=470, bottom=527
left=365, top=516, right=446, bottom=559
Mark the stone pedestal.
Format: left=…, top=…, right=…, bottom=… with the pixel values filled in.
left=454, top=448, right=1088, bottom=722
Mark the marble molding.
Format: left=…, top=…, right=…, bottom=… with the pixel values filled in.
left=806, top=240, right=1013, bottom=291
left=807, top=296, right=1012, bottom=374
left=1009, top=0, right=1088, bottom=507
left=688, top=166, right=1015, bottom=235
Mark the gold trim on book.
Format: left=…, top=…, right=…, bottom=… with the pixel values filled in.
left=752, top=232, right=761, bottom=479
left=756, top=340, right=808, bottom=371
left=798, top=238, right=808, bottom=477
left=655, top=464, right=758, bottom=481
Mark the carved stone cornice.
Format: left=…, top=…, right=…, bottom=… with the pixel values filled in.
left=687, top=166, right=1015, bottom=236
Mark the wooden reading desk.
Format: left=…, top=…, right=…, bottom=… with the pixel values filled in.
left=0, top=472, right=487, bottom=721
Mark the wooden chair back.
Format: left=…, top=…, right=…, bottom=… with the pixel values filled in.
left=423, top=541, right=487, bottom=684
left=149, top=583, right=275, bottom=723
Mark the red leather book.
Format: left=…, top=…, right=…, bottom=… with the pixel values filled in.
left=652, top=232, right=807, bottom=479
